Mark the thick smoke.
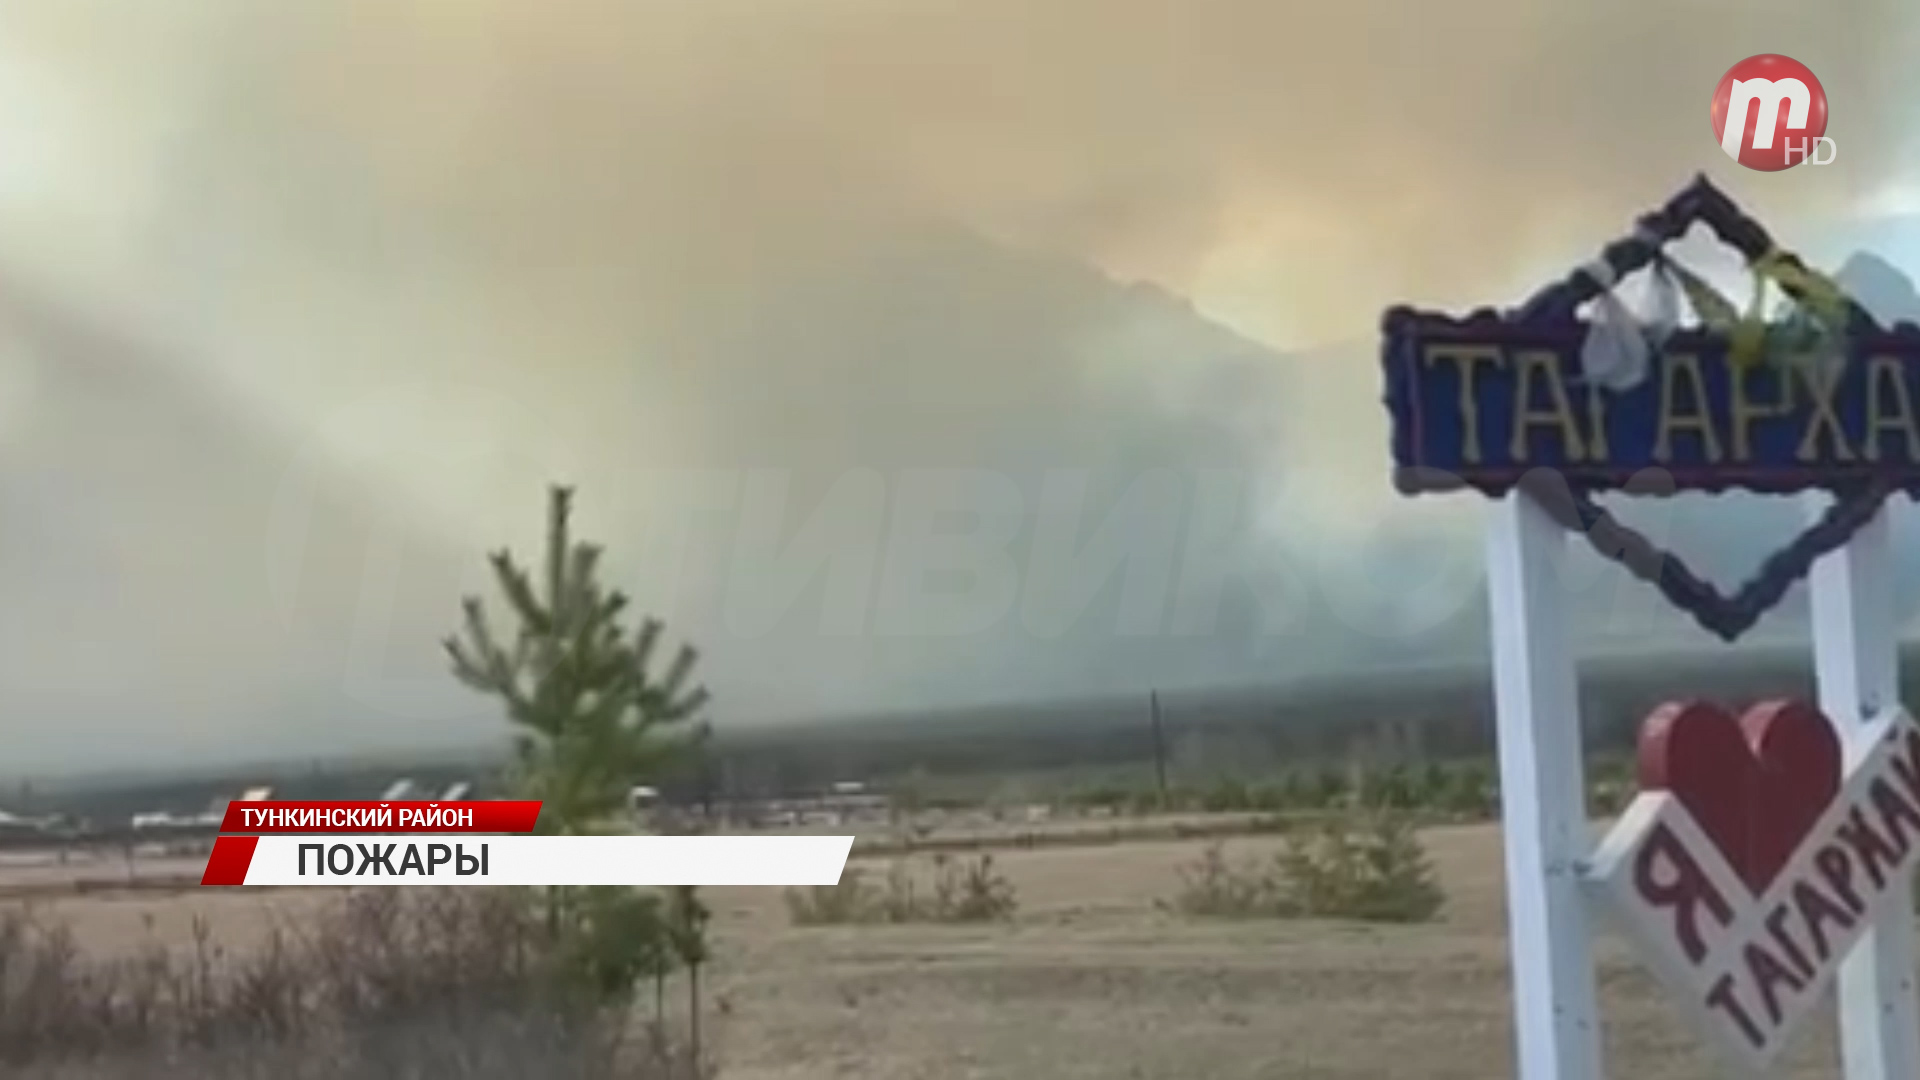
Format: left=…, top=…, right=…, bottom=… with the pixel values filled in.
left=0, top=1, right=1915, bottom=770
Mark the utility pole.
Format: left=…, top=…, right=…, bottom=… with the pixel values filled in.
left=1149, top=690, right=1169, bottom=808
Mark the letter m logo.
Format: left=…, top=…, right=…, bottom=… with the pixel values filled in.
left=1721, top=77, right=1811, bottom=158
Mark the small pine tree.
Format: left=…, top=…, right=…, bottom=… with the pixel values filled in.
left=666, top=885, right=712, bottom=1065
left=1419, top=762, right=1450, bottom=810
left=444, top=485, right=711, bottom=834
left=1313, top=767, right=1348, bottom=808
left=1446, top=761, right=1494, bottom=818
left=443, top=484, right=711, bottom=1006
left=1354, top=813, right=1445, bottom=922
left=1276, top=770, right=1308, bottom=809
left=562, top=886, right=672, bottom=1006
left=1271, top=810, right=1444, bottom=923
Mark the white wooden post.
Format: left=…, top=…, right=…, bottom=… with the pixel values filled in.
left=1485, top=489, right=1605, bottom=1080
left=1808, top=499, right=1920, bottom=1080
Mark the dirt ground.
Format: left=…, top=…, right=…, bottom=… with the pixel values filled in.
left=7, top=823, right=1875, bottom=1079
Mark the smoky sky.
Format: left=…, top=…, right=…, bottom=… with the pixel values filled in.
left=0, top=1, right=1916, bottom=774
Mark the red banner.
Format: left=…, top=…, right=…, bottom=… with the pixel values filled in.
left=217, top=800, right=543, bottom=834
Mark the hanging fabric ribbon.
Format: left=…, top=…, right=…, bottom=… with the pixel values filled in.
left=1641, top=255, right=1683, bottom=349
left=1576, top=244, right=1855, bottom=391
left=1753, top=246, right=1853, bottom=381
left=1579, top=258, right=1651, bottom=390
left=1660, top=256, right=1774, bottom=372
left=1767, top=304, right=1843, bottom=380
left=1664, top=257, right=1740, bottom=332
left=1582, top=290, right=1651, bottom=390
left=1752, top=247, right=1852, bottom=335
left=1727, top=265, right=1771, bottom=372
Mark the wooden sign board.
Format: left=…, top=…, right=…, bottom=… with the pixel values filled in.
left=1380, top=177, right=1918, bottom=644
left=1382, top=324, right=1920, bottom=496
left=1379, top=175, right=1920, bottom=1080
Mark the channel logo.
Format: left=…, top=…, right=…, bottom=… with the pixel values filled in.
left=1710, top=54, right=1833, bottom=171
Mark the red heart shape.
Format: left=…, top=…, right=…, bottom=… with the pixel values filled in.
left=1636, top=699, right=1842, bottom=894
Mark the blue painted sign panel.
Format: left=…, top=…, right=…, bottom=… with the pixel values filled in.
left=1380, top=320, right=1920, bottom=496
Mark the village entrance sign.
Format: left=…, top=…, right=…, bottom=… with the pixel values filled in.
left=1381, top=175, right=1920, bottom=1077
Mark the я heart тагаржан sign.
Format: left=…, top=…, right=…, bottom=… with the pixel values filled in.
left=1587, top=701, right=1920, bottom=1070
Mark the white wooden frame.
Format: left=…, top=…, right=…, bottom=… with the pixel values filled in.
left=1487, top=489, right=1605, bottom=1079
left=1808, top=499, right=1920, bottom=1079
left=1484, top=488, right=1920, bottom=1078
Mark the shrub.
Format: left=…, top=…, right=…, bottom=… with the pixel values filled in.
left=0, top=889, right=703, bottom=1080
left=1169, top=843, right=1273, bottom=917
left=1063, top=784, right=1135, bottom=811
left=1442, top=761, right=1496, bottom=818
left=1586, top=756, right=1636, bottom=817
left=928, top=854, right=1017, bottom=922
left=1311, top=768, right=1350, bottom=808
left=1169, top=812, right=1445, bottom=924
left=1200, top=778, right=1250, bottom=813
left=785, top=868, right=885, bottom=926
left=784, top=855, right=1017, bottom=925
left=1356, top=764, right=1421, bottom=810
left=1271, top=811, right=1444, bottom=923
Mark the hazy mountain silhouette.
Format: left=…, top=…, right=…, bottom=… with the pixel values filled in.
left=15, top=222, right=1920, bottom=777
left=0, top=230, right=1346, bottom=772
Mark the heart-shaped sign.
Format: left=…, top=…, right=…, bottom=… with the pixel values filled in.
left=1636, top=699, right=1842, bottom=893
left=1591, top=700, right=1920, bottom=1069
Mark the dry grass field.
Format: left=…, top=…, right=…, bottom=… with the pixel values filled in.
left=5, top=822, right=1880, bottom=1079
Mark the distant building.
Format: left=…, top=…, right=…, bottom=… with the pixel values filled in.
left=238, top=786, right=273, bottom=802
left=380, top=779, right=418, bottom=801
left=705, top=784, right=889, bottom=828
left=0, top=808, right=41, bottom=835
left=440, top=781, right=472, bottom=802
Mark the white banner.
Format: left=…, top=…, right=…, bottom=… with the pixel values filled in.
left=227, top=835, right=854, bottom=886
